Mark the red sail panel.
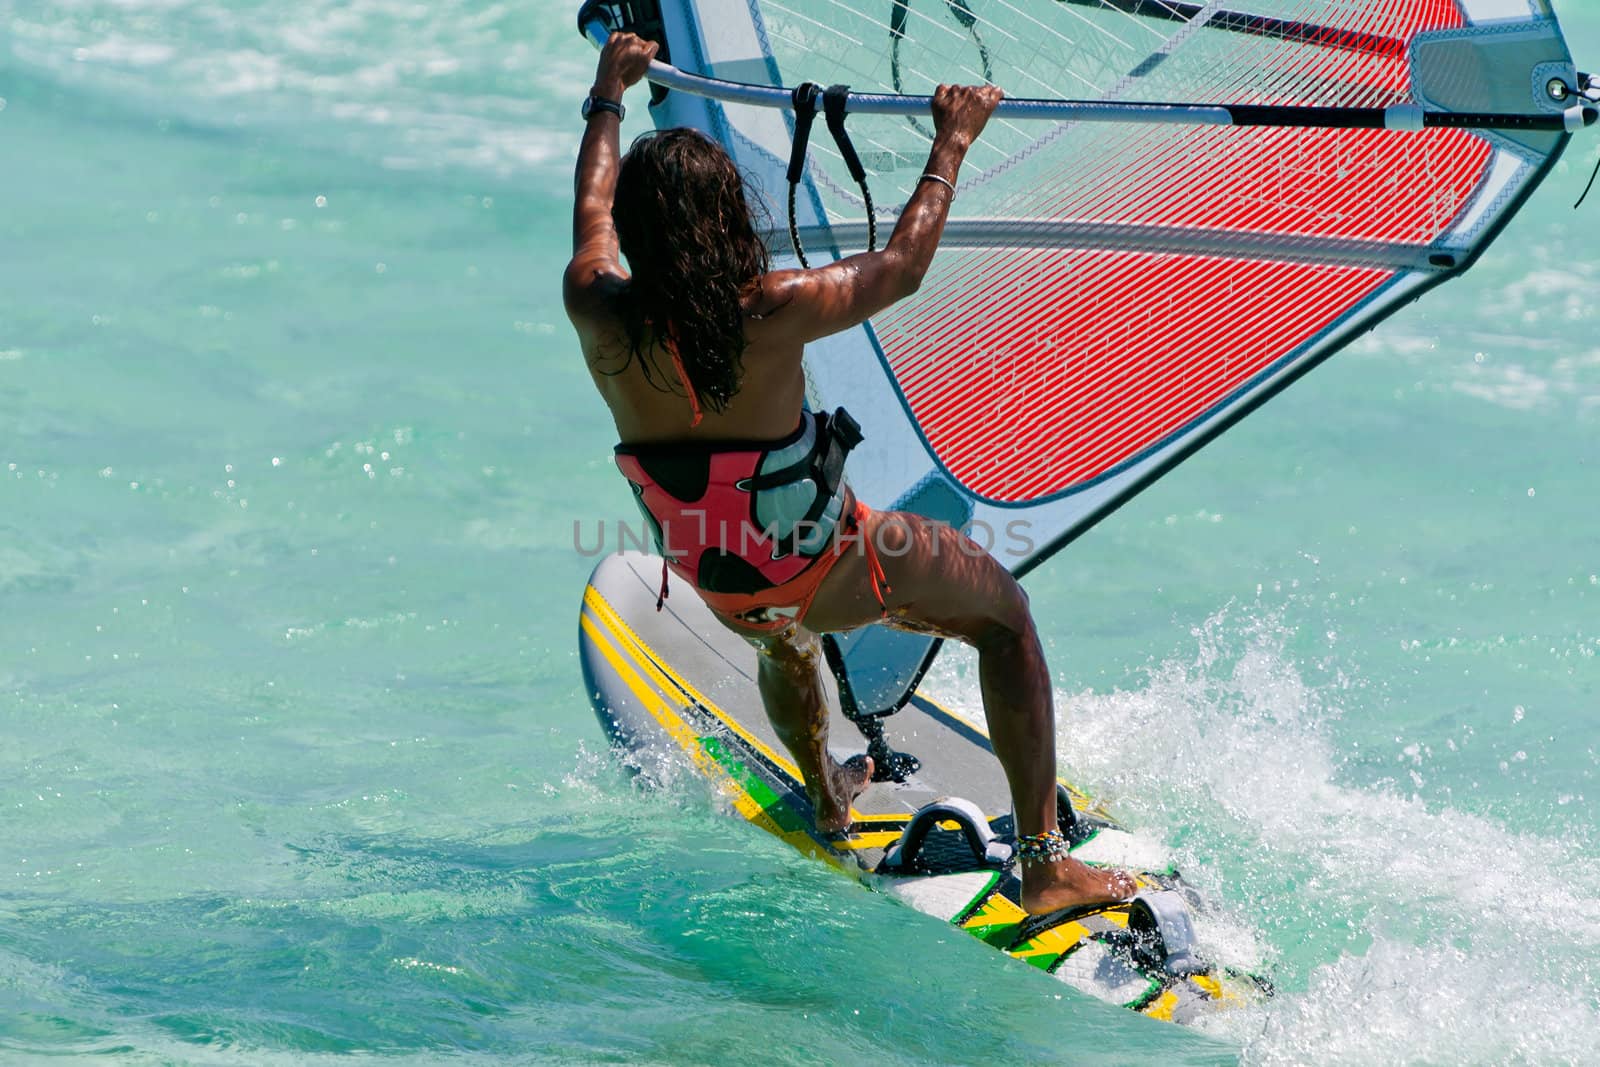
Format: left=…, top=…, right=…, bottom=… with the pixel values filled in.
left=1028, top=124, right=1493, bottom=242
left=882, top=122, right=1491, bottom=378
left=872, top=0, right=1494, bottom=504
left=877, top=253, right=1392, bottom=502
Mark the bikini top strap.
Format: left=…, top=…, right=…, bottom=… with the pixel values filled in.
left=664, top=341, right=704, bottom=428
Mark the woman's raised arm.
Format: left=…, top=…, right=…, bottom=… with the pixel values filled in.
left=563, top=33, right=658, bottom=324
left=758, top=83, right=1004, bottom=347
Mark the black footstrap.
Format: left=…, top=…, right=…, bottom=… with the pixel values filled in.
left=878, top=797, right=1010, bottom=873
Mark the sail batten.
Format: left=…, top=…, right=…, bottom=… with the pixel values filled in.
left=786, top=218, right=1456, bottom=271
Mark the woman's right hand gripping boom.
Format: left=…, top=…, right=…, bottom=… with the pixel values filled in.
left=758, top=83, right=1004, bottom=346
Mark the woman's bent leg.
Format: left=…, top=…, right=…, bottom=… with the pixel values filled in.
left=726, top=621, right=874, bottom=833
left=803, top=510, right=1135, bottom=913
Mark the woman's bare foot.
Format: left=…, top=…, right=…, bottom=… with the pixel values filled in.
left=1020, top=855, right=1137, bottom=915
left=807, top=754, right=874, bottom=833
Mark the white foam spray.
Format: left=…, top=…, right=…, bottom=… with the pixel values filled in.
left=926, top=604, right=1600, bottom=1064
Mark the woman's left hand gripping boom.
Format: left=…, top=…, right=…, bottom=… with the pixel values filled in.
left=565, top=33, right=660, bottom=324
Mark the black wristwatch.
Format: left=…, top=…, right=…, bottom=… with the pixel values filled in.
left=581, top=94, right=625, bottom=122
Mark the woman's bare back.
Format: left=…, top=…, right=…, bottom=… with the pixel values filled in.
left=579, top=283, right=810, bottom=444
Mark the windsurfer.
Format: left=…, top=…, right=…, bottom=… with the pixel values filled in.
left=565, top=32, right=1135, bottom=913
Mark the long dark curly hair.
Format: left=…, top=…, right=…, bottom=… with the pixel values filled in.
left=611, top=128, right=770, bottom=415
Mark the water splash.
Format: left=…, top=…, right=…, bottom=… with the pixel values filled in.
left=927, top=604, right=1600, bottom=1063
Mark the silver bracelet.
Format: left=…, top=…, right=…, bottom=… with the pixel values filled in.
left=918, top=172, right=956, bottom=198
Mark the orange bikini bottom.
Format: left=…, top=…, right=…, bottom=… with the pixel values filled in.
left=692, top=498, right=890, bottom=636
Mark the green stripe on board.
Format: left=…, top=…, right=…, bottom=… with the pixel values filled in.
left=698, top=734, right=810, bottom=835
left=968, top=921, right=1022, bottom=949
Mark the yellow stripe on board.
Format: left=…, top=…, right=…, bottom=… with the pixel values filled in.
left=578, top=612, right=718, bottom=776
left=583, top=586, right=806, bottom=781
left=829, top=830, right=903, bottom=852
left=961, top=892, right=1028, bottom=931
left=582, top=594, right=843, bottom=864
left=585, top=583, right=882, bottom=831
left=580, top=608, right=825, bottom=860
left=1010, top=920, right=1092, bottom=961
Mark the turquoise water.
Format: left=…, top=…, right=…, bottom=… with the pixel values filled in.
left=2, top=1, right=1598, bottom=1062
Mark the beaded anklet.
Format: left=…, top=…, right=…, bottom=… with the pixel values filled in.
left=1014, top=828, right=1071, bottom=863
